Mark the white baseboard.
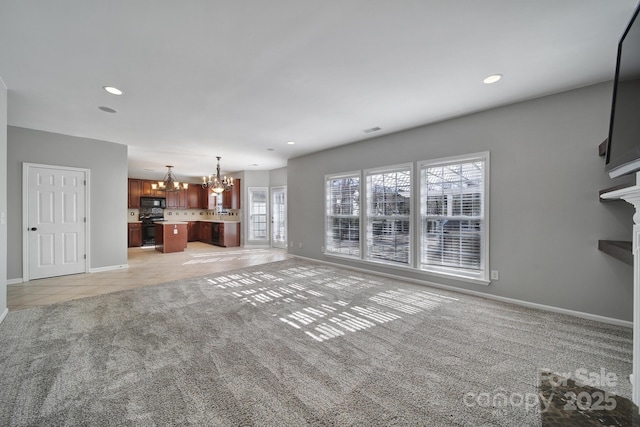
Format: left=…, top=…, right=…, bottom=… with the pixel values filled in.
left=0, top=307, right=8, bottom=324
left=291, top=255, right=633, bottom=328
left=7, top=265, right=129, bottom=284
left=89, top=264, right=129, bottom=273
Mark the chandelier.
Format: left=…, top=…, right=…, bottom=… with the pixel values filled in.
left=152, top=165, right=189, bottom=192
left=202, top=156, right=234, bottom=194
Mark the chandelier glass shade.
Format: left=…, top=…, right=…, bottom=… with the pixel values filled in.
left=152, top=165, right=189, bottom=192
left=202, top=156, right=234, bottom=194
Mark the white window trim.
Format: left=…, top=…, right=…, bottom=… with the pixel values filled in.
left=324, top=171, right=361, bottom=258
left=363, top=162, right=414, bottom=267
left=323, top=153, right=490, bottom=287
left=417, top=151, right=490, bottom=284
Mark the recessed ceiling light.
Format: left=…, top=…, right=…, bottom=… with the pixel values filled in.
left=483, top=74, right=503, bottom=84
left=103, top=86, right=123, bottom=95
left=287, top=141, right=296, bottom=145
left=98, top=106, right=117, bottom=113
left=251, top=164, right=259, bottom=167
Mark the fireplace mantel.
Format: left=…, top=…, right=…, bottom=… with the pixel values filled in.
left=600, top=171, right=640, bottom=407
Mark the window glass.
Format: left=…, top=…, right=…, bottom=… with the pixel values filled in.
left=249, top=188, right=268, bottom=240
left=365, top=168, right=411, bottom=265
left=420, top=157, right=486, bottom=277
left=325, top=176, right=360, bottom=257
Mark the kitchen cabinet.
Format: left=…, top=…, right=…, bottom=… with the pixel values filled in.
left=128, top=179, right=142, bottom=208
left=200, top=187, right=218, bottom=210
left=222, top=179, right=241, bottom=209
left=211, top=222, right=240, bottom=247
left=166, top=189, right=188, bottom=209
left=187, top=185, right=201, bottom=209
left=142, top=180, right=159, bottom=196
left=155, top=222, right=188, bottom=253
left=187, top=221, right=199, bottom=242
left=128, top=222, right=142, bottom=247
left=199, top=221, right=212, bottom=244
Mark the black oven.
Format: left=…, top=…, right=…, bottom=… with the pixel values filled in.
left=142, top=221, right=156, bottom=246
left=140, top=207, right=165, bottom=246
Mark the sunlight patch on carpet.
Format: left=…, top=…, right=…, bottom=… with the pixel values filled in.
left=205, top=264, right=457, bottom=342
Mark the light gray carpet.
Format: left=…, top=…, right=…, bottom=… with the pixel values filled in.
left=0, top=259, right=633, bottom=426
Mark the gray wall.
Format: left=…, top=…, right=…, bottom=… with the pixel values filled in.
left=287, top=82, right=635, bottom=322
left=0, top=78, right=6, bottom=316
left=7, top=126, right=128, bottom=280
left=269, top=167, right=287, bottom=188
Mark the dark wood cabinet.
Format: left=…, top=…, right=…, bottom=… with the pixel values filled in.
left=142, top=179, right=166, bottom=196
left=222, top=179, right=241, bottom=209
left=200, top=187, right=218, bottom=209
left=166, top=189, right=188, bottom=209
left=165, top=191, right=176, bottom=208
left=187, top=185, right=200, bottom=209
left=211, top=222, right=240, bottom=247
left=197, top=221, right=239, bottom=246
left=129, top=178, right=168, bottom=207
left=142, top=180, right=155, bottom=196
left=128, top=223, right=142, bottom=247
left=129, top=179, right=210, bottom=209
left=155, top=222, right=188, bottom=253
left=199, top=221, right=212, bottom=244
left=187, top=221, right=199, bottom=242
left=128, top=179, right=142, bottom=208
left=178, top=190, right=187, bottom=208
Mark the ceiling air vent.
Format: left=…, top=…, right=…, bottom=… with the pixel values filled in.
left=363, top=126, right=381, bottom=134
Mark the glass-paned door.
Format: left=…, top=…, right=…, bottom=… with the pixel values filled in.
left=271, top=186, right=287, bottom=249
left=248, top=187, right=268, bottom=242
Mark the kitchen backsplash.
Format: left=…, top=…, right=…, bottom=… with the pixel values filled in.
left=128, top=209, right=241, bottom=222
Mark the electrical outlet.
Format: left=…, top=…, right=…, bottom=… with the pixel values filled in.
left=321, top=246, right=324, bottom=252
left=298, top=243, right=302, bottom=249
left=491, top=270, right=499, bottom=280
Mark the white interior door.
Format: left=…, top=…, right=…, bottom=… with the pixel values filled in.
left=25, top=165, right=87, bottom=280
left=271, top=186, right=287, bottom=249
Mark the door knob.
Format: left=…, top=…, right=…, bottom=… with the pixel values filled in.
left=30, top=227, right=37, bottom=231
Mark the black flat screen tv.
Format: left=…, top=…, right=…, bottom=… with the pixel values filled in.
left=606, top=4, right=640, bottom=178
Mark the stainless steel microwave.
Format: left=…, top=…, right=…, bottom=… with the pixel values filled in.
left=140, top=197, right=166, bottom=208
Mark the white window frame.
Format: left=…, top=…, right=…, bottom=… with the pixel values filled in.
left=418, top=152, right=490, bottom=285
left=364, top=163, right=413, bottom=267
left=247, top=187, right=269, bottom=242
left=324, top=171, right=361, bottom=259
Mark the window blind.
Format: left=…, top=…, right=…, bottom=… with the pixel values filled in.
left=420, top=159, right=484, bottom=272
left=365, top=168, right=411, bottom=265
left=325, top=176, right=360, bottom=257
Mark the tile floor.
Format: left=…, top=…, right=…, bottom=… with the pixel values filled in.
left=8, top=243, right=290, bottom=311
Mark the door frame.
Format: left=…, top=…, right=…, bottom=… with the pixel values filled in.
left=22, top=163, right=91, bottom=282
left=270, top=186, right=287, bottom=249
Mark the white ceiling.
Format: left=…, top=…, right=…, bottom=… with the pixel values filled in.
left=1, top=0, right=638, bottom=181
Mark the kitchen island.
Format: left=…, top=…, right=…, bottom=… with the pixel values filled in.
left=155, top=221, right=188, bottom=253
left=198, top=220, right=240, bottom=247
